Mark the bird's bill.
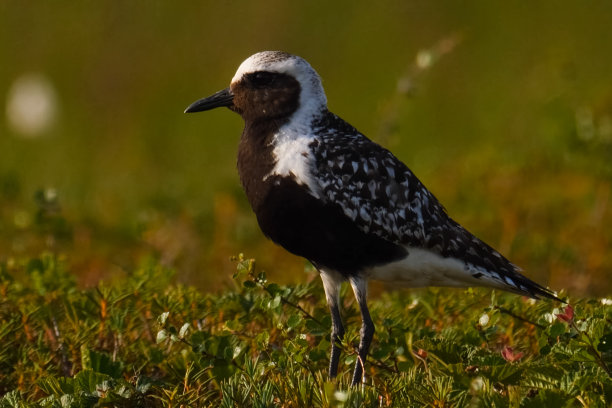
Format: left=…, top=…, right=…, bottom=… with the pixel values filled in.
left=184, top=88, right=234, bottom=113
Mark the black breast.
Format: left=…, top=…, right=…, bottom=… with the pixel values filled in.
left=236, top=120, right=278, bottom=213
left=253, top=175, right=407, bottom=275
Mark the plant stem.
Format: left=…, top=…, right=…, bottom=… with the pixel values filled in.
left=571, top=320, right=612, bottom=378
left=495, top=306, right=545, bottom=329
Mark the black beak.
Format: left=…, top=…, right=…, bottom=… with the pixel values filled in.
left=184, top=87, right=234, bottom=113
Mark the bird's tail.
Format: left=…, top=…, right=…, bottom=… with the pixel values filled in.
left=499, top=269, right=564, bottom=302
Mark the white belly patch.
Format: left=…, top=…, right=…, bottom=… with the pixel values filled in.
left=365, top=247, right=480, bottom=288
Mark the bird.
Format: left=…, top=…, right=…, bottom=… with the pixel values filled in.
left=185, top=51, right=560, bottom=386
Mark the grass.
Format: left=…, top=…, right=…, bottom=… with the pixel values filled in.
left=0, top=253, right=611, bottom=407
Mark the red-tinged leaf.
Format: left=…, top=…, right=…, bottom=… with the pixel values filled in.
left=501, top=346, right=524, bottom=362
left=556, top=304, right=574, bottom=323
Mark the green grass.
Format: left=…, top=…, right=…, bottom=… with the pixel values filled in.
left=1, top=253, right=610, bottom=407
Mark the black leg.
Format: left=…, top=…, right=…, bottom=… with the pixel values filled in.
left=320, top=270, right=345, bottom=379
left=328, top=299, right=345, bottom=378
left=349, top=277, right=374, bottom=386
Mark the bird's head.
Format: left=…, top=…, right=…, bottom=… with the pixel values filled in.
left=185, top=51, right=327, bottom=124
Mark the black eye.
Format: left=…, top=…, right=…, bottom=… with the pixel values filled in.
left=247, top=72, right=277, bottom=88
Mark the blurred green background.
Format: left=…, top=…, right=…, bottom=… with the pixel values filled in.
left=1, top=1, right=610, bottom=295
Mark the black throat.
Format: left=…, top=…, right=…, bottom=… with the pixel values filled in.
left=234, top=72, right=303, bottom=213
left=236, top=119, right=283, bottom=213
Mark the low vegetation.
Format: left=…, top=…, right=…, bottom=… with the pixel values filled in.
left=0, top=253, right=610, bottom=407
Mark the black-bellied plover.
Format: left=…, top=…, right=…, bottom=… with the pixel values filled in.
left=185, top=51, right=560, bottom=386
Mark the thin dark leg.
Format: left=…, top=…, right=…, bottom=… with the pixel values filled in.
left=320, top=270, right=345, bottom=379
left=350, top=277, right=374, bottom=386
left=328, top=300, right=345, bottom=378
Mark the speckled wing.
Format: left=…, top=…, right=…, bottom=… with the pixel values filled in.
left=309, top=111, right=558, bottom=300
left=310, top=112, right=442, bottom=247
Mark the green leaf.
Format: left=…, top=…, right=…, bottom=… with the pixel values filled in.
left=305, top=318, right=326, bottom=336
left=266, top=283, right=281, bottom=296
left=190, top=330, right=207, bottom=346
left=156, top=329, right=168, bottom=344
left=80, top=348, right=123, bottom=378
left=268, top=295, right=281, bottom=309
left=549, top=322, right=567, bottom=337
left=179, top=323, right=190, bottom=338
left=243, top=280, right=256, bottom=289
left=287, top=314, right=301, bottom=329
left=225, top=318, right=243, bottom=331
left=73, top=369, right=112, bottom=394
left=157, top=311, right=170, bottom=326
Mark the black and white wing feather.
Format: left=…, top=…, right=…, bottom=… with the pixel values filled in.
left=309, top=111, right=557, bottom=300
